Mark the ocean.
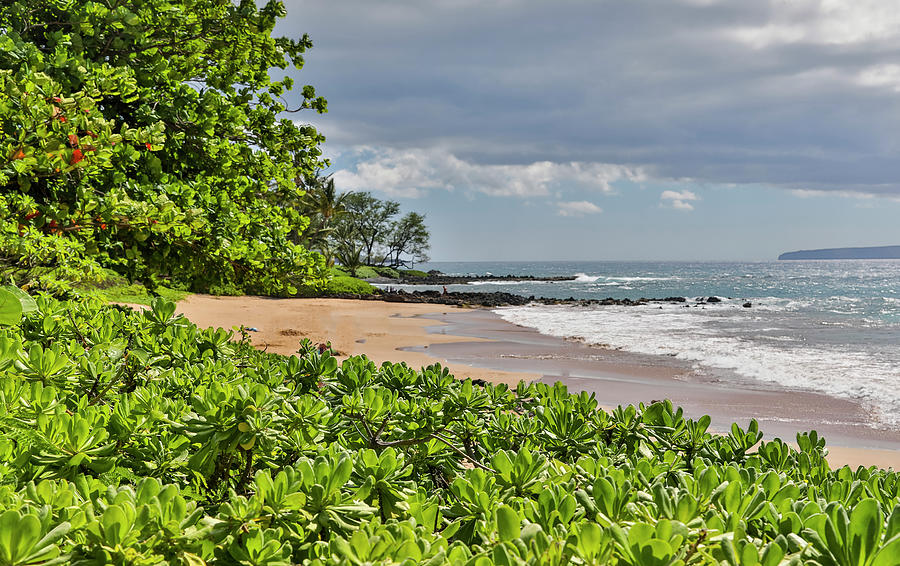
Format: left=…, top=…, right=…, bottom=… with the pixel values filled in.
left=393, top=260, right=900, bottom=428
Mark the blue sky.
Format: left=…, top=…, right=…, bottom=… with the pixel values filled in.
left=278, top=0, right=900, bottom=261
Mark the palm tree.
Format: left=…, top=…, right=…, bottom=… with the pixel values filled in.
left=297, top=175, right=347, bottom=266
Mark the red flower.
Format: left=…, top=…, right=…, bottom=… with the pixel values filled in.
left=23, top=210, right=40, bottom=221
left=70, top=149, right=84, bottom=165
left=49, top=220, right=58, bottom=229
left=57, top=116, right=67, bottom=123
left=52, top=96, right=61, bottom=102
left=100, top=223, right=107, bottom=230
left=145, top=142, right=152, bottom=150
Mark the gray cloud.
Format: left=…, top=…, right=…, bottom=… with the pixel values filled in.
left=282, top=0, right=900, bottom=195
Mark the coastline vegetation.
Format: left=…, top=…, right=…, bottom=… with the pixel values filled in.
left=2, top=1, right=899, bottom=564
left=0, top=294, right=898, bottom=564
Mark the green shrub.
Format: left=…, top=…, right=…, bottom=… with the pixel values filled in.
left=401, top=269, right=429, bottom=278
left=0, top=293, right=897, bottom=565
left=354, top=266, right=380, bottom=279
left=296, top=276, right=375, bottom=297
left=330, top=266, right=350, bottom=277
left=374, top=266, right=401, bottom=279
left=325, top=276, right=376, bottom=295
left=73, top=269, right=189, bottom=305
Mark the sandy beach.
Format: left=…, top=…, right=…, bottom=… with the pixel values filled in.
left=175, top=295, right=536, bottom=386
left=175, top=295, right=900, bottom=470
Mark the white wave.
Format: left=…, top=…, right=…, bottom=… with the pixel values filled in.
left=573, top=273, right=601, bottom=282
left=467, top=280, right=536, bottom=286
left=604, top=276, right=677, bottom=282
left=495, top=304, right=900, bottom=426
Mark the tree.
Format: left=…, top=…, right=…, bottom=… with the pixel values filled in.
left=1, top=0, right=329, bottom=296
left=331, top=219, right=365, bottom=277
left=329, top=191, right=430, bottom=271
left=296, top=175, right=347, bottom=266
left=384, top=212, right=430, bottom=268
left=341, top=192, right=400, bottom=266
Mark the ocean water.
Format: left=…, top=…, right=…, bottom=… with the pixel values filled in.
left=407, top=261, right=900, bottom=428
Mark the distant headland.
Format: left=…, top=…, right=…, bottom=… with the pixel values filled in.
left=778, top=245, right=900, bottom=260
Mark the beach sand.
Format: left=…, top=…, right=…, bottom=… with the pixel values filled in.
left=174, top=295, right=900, bottom=470
left=175, top=295, right=535, bottom=386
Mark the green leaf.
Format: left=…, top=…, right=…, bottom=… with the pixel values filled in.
left=871, top=534, right=900, bottom=566
left=496, top=505, right=520, bottom=542
left=847, top=498, right=881, bottom=565
left=2, top=286, right=37, bottom=314
left=0, top=289, right=23, bottom=326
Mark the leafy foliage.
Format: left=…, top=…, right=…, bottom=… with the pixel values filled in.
left=1, top=0, right=328, bottom=296
left=330, top=191, right=430, bottom=273
left=0, top=295, right=898, bottom=564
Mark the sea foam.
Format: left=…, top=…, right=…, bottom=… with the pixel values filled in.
left=496, top=303, right=900, bottom=427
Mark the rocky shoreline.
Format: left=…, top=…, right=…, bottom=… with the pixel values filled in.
left=365, top=273, right=577, bottom=285
left=325, top=289, right=702, bottom=308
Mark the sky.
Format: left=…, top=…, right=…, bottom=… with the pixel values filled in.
left=276, top=0, right=900, bottom=261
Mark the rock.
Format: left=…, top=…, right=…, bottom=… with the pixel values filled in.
left=743, top=301, right=752, bottom=308
left=706, top=296, right=721, bottom=303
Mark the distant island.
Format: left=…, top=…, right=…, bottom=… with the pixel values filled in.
left=778, top=245, right=900, bottom=260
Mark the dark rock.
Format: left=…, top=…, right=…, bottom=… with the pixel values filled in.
left=706, top=296, right=721, bottom=303
left=743, top=301, right=752, bottom=308
left=395, top=273, right=578, bottom=285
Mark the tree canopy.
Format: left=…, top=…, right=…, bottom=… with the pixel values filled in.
left=326, top=191, right=430, bottom=274
left=1, top=0, right=329, bottom=295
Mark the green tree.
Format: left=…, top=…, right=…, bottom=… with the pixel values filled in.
left=297, top=175, right=347, bottom=266
left=332, top=219, right=365, bottom=277
left=341, top=192, right=400, bottom=266
left=384, top=211, right=430, bottom=268
left=1, top=0, right=329, bottom=296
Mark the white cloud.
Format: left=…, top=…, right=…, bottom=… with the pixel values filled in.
left=556, top=200, right=603, bottom=217
left=332, top=147, right=646, bottom=198
left=856, top=64, right=900, bottom=92
left=660, top=189, right=699, bottom=211
left=725, top=0, right=900, bottom=49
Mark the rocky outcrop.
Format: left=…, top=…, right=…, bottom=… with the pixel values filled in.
left=321, top=290, right=694, bottom=308
left=383, top=273, right=578, bottom=285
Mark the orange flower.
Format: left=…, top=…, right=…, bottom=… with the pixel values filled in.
left=68, top=134, right=79, bottom=147
left=70, top=149, right=84, bottom=165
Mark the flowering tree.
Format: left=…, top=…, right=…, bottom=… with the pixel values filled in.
left=1, top=0, right=328, bottom=295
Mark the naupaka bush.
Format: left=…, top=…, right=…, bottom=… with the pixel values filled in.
left=0, top=296, right=898, bottom=564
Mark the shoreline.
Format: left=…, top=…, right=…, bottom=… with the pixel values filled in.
left=174, top=295, right=900, bottom=469
left=174, top=295, right=536, bottom=386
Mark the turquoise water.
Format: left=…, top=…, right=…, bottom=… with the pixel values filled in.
left=406, top=261, right=900, bottom=427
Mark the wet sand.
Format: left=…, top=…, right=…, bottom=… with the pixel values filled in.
left=173, top=295, right=900, bottom=469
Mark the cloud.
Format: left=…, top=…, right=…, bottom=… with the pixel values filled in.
left=556, top=200, right=603, bottom=217
left=285, top=1, right=900, bottom=197
left=660, top=189, right=699, bottom=210
left=331, top=147, right=646, bottom=198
